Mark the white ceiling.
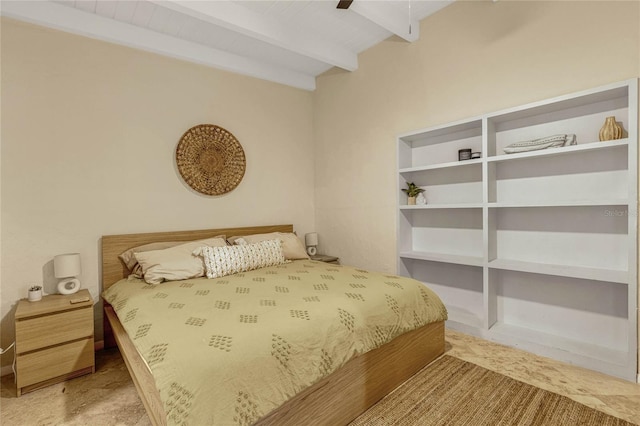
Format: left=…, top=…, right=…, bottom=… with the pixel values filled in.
left=1, top=0, right=452, bottom=90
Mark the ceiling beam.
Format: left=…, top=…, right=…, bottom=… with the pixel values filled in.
left=349, top=1, right=419, bottom=42
left=0, top=1, right=316, bottom=91
left=150, top=0, right=359, bottom=72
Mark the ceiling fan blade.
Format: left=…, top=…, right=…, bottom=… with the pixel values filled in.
left=336, top=0, right=353, bottom=9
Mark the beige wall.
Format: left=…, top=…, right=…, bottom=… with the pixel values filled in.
left=0, top=18, right=315, bottom=367
left=313, top=0, right=639, bottom=375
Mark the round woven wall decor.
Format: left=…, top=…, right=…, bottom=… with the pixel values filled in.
left=176, top=124, right=246, bottom=196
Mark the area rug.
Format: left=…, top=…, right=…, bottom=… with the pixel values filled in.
left=349, top=355, right=633, bottom=426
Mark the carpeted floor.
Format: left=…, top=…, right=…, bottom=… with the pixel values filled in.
left=350, top=356, right=633, bottom=426
left=1, top=330, right=638, bottom=425
left=0, top=347, right=151, bottom=426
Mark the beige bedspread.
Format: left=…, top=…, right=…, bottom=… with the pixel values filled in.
left=102, top=260, right=447, bottom=425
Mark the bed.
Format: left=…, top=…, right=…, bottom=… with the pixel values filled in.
left=101, top=224, right=446, bottom=425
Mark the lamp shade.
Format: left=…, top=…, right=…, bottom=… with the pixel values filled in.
left=305, top=232, right=318, bottom=247
left=54, top=253, right=81, bottom=278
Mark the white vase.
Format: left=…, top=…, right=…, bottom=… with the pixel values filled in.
left=416, top=193, right=426, bottom=205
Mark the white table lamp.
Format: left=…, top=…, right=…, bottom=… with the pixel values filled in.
left=54, top=253, right=82, bottom=295
left=305, top=233, right=318, bottom=256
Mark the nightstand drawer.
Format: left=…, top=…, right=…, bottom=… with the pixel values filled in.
left=16, top=337, right=94, bottom=389
left=16, top=307, right=93, bottom=353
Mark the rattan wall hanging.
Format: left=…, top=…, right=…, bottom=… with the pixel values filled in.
left=176, top=124, right=246, bottom=196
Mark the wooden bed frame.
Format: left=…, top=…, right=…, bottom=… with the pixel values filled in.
left=101, top=224, right=445, bottom=426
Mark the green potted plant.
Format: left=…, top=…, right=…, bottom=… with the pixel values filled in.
left=402, top=182, right=425, bottom=205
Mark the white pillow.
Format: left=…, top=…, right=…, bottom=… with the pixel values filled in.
left=197, top=239, right=287, bottom=279
left=119, top=235, right=226, bottom=270
left=134, top=237, right=227, bottom=284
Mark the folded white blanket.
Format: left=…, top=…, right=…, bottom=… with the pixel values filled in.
left=503, top=134, right=576, bottom=154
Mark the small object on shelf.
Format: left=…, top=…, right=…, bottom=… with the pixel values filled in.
left=416, top=193, right=426, bottom=205
left=28, top=286, right=42, bottom=302
left=503, top=134, right=576, bottom=154
left=599, top=116, right=623, bottom=141
left=305, top=232, right=318, bottom=256
left=458, top=149, right=472, bottom=161
left=310, top=254, right=339, bottom=264
left=402, top=182, right=424, bottom=205
left=471, top=152, right=481, bottom=159
left=70, top=296, right=91, bottom=304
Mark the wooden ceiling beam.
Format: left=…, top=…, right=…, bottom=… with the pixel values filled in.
left=0, top=1, right=316, bottom=90
left=152, top=0, right=359, bottom=72
left=349, top=1, right=420, bottom=42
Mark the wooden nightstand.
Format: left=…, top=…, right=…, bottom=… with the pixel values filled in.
left=15, top=289, right=95, bottom=396
left=310, top=254, right=340, bottom=264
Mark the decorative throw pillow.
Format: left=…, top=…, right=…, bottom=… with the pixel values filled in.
left=197, top=239, right=288, bottom=279
left=227, top=232, right=309, bottom=260
left=134, top=237, right=228, bottom=284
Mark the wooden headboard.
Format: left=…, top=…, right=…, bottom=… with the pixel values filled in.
left=101, top=224, right=293, bottom=291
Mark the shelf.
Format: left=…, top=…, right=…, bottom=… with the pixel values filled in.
left=398, top=118, right=483, bottom=143
left=487, top=199, right=628, bottom=208
left=490, top=322, right=628, bottom=365
left=399, top=158, right=482, bottom=173
left=400, top=139, right=629, bottom=167
left=400, top=251, right=483, bottom=267
left=399, top=203, right=483, bottom=210
left=398, top=118, right=482, bottom=168
left=488, top=139, right=628, bottom=163
left=488, top=258, right=628, bottom=284
left=404, top=256, right=629, bottom=283
left=396, top=78, right=637, bottom=381
left=490, top=83, right=629, bottom=125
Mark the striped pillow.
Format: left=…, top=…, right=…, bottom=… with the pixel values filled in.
left=197, top=239, right=288, bottom=279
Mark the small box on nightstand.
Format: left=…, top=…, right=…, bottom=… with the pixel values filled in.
left=14, top=289, right=95, bottom=396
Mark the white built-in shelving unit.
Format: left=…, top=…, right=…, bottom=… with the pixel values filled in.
left=397, top=79, right=638, bottom=381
